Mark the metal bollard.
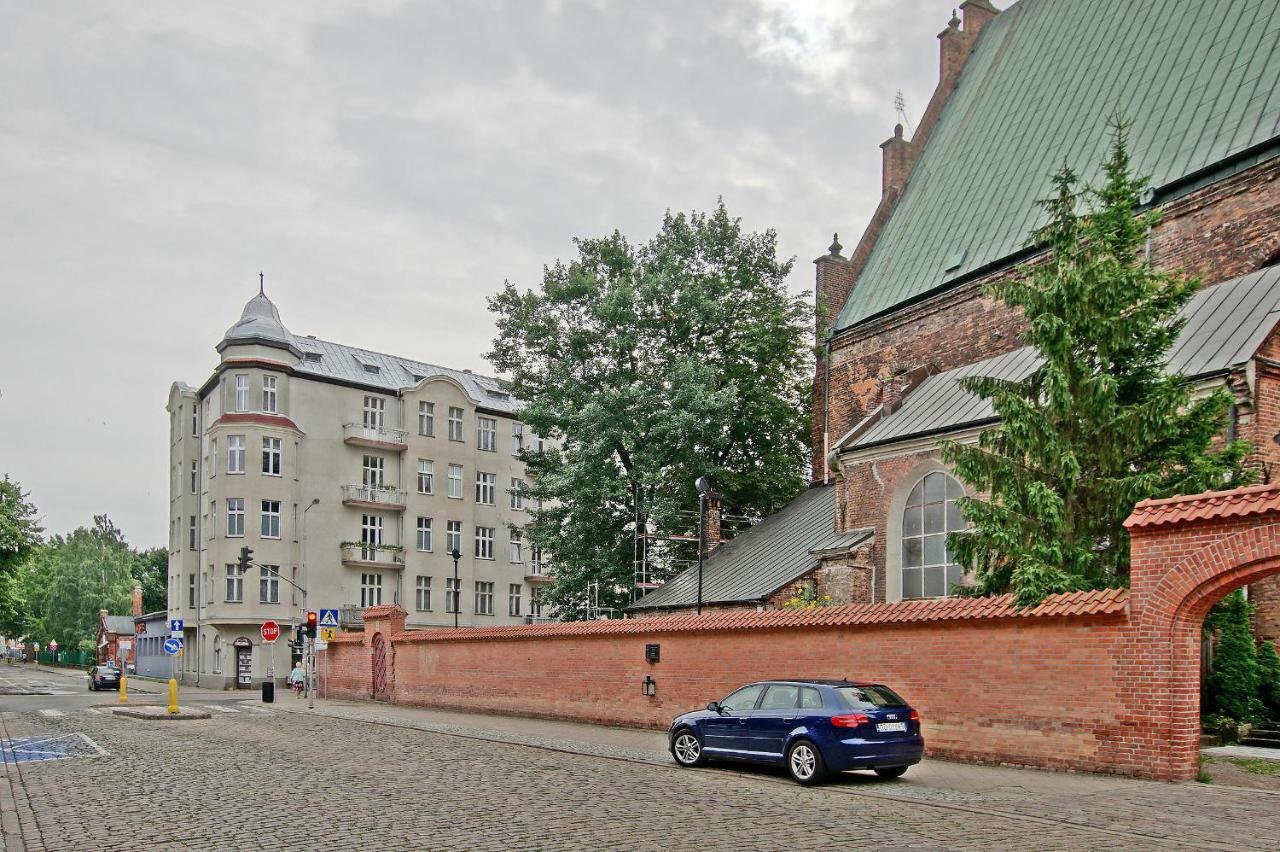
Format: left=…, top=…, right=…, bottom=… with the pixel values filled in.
left=119, top=676, right=128, bottom=703
left=168, top=678, right=179, bottom=714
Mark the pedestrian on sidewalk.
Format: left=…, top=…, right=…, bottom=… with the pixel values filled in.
left=288, top=661, right=305, bottom=697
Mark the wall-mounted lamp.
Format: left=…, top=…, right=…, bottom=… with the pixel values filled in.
left=642, top=675, right=657, bottom=697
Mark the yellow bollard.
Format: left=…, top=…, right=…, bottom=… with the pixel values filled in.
left=119, top=675, right=128, bottom=703
left=168, top=677, right=179, bottom=714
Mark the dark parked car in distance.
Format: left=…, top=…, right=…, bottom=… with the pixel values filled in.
left=669, top=679, right=923, bottom=784
left=87, top=665, right=121, bottom=691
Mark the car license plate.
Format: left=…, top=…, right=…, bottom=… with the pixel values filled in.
left=877, top=721, right=907, bottom=733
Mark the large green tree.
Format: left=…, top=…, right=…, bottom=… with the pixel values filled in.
left=941, top=125, right=1250, bottom=607
left=0, top=476, right=42, bottom=638
left=488, top=201, right=811, bottom=618
left=132, top=546, right=168, bottom=613
left=21, top=515, right=136, bottom=649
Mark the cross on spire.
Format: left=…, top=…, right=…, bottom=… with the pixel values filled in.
left=259, top=272, right=264, bottom=295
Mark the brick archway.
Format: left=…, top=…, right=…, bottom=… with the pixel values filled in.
left=1122, top=484, right=1280, bottom=780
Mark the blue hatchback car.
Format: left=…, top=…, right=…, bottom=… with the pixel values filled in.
left=668, top=679, right=923, bottom=784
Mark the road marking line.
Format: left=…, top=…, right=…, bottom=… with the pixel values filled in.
left=241, top=705, right=271, bottom=713
left=84, top=708, right=103, bottom=715
left=37, top=709, right=64, bottom=717
left=205, top=705, right=240, bottom=713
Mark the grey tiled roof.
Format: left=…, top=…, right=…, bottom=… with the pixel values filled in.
left=291, top=336, right=521, bottom=414
left=102, top=616, right=135, bottom=636
left=847, top=266, right=1280, bottom=451
left=628, top=485, right=872, bottom=611
left=835, top=0, right=1280, bottom=330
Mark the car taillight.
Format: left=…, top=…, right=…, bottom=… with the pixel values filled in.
left=830, top=713, right=870, bottom=728
left=910, top=708, right=920, bottom=723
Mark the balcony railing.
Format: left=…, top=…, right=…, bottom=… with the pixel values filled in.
left=341, top=483, right=407, bottom=510
left=339, top=543, right=405, bottom=569
left=524, top=562, right=554, bottom=583
left=342, top=422, right=409, bottom=451
left=339, top=605, right=364, bottom=628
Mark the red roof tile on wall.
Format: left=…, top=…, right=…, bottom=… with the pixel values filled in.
left=1125, top=484, right=1280, bottom=529
left=393, top=588, right=1128, bottom=643
left=211, top=412, right=303, bottom=432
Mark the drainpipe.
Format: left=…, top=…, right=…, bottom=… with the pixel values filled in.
left=822, top=331, right=832, bottom=485
left=194, top=396, right=202, bottom=686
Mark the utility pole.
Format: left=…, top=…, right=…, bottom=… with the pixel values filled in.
left=695, top=476, right=709, bottom=615
left=301, top=498, right=320, bottom=709
left=450, top=548, right=461, bottom=628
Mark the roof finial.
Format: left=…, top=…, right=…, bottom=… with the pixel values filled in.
left=829, top=233, right=843, bottom=256
left=259, top=272, right=264, bottom=296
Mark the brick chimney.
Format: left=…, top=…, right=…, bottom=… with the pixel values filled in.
left=704, top=491, right=722, bottom=554
left=132, top=585, right=143, bottom=618
left=960, top=0, right=999, bottom=39
left=814, top=234, right=853, bottom=336
left=879, top=374, right=908, bottom=414
left=880, top=124, right=914, bottom=197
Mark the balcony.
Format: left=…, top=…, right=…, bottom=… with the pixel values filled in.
left=524, top=562, right=554, bottom=584
left=342, top=422, right=408, bottom=452
left=341, top=483, right=407, bottom=511
left=339, top=543, right=405, bottom=570
left=339, top=605, right=364, bottom=629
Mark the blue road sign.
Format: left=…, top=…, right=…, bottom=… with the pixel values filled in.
left=318, top=609, right=339, bottom=628
left=163, top=637, right=183, bottom=656
left=169, top=618, right=184, bottom=636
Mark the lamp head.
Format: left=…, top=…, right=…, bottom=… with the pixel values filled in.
left=695, top=476, right=710, bottom=494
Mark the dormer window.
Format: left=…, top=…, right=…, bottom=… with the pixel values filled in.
left=363, top=363, right=380, bottom=375
left=303, top=351, right=322, bottom=363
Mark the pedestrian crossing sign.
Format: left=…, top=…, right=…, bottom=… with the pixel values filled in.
left=318, top=609, right=339, bottom=628
left=319, top=627, right=337, bottom=642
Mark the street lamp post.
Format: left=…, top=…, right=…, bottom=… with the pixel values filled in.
left=695, top=476, right=710, bottom=615
left=302, top=497, right=320, bottom=709
left=450, top=548, right=461, bottom=628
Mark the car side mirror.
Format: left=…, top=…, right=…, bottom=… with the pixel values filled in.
left=706, top=701, right=722, bottom=714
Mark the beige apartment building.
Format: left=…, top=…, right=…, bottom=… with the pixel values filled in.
left=167, top=289, right=551, bottom=689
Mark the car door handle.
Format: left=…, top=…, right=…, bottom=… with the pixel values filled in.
left=781, top=717, right=794, bottom=723
left=738, top=717, right=749, bottom=724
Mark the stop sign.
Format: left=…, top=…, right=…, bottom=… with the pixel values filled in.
left=261, top=621, right=280, bottom=643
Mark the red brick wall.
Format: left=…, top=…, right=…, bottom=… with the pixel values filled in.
left=307, top=486, right=1280, bottom=782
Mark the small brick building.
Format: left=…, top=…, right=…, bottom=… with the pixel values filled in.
left=633, top=0, right=1280, bottom=632
left=97, top=586, right=144, bottom=668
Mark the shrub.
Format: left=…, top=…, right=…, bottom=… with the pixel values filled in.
left=1258, top=640, right=1280, bottom=722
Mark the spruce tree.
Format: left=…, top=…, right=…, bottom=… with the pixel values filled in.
left=1208, top=591, right=1262, bottom=722
left=940, top=124, right=1250, bottom=607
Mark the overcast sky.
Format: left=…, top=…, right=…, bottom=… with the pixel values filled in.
left=0, top=0, right=946, bottom=548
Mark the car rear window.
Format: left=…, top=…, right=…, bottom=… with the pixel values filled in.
left=836, top=685, right=907, bottom=709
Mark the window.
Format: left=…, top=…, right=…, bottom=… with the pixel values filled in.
left=510, top=478, right=524, bottom=511
left=261, top=500, right=281, bottom=538
left=416, top=517, right=433, bottom=552
left=259, top=565, right=280, bottom=603
left=447, top=464, right=463, bottom=499
left=362, top=454, right=385, bottom=487
left=530, top=545, right=545, bottom=575
left=509, top=529, right=523, bottom=563
left=475, top=526, right=494, bottom=560
left=417, top=459, right=434, bottom=494
left=262, top=375, right=278, bottom=413
left=475, top=581, right=494, bottom=615
left=226, top=499, right=245, bottom=537
left=192, top=403, right=199, bottom=436
left=799, top=687, right=824, bottom=710
left=475, top=472, right=496, bottom=505
left=901, top=471, right=968, bottom=600
left=210, top=439, right=217, bottom=476
left=189, top=516, right=197, bottom=551
left=418, top=401, right=435, bottom=436
left=530, top=587, right=543, bottom=618
left=511, top=422, right=524, bottom=455
left=445, top=577, right=460, bottom=613
left=225, top=563, right=244, bottom=602
left=720, top=684, right=765, bottom=712
left=446, top=520, right=462, bottom=555
left=448, top=406, right=464, bottom=441
left=188, top=574, right=196, bottom=609
left=363, top=396, right=386, bottom=429
left=227, top=435, right=245, bottom=473
left=209, top=500, right=216, bottom=538
left=234, top=375, right=249, bottom=412
left=361, top=573, right=383, bottom=607
left=508, top=583, right=522, bottom=616
left=361, top=514, right=384, bottom=558
left=415, top=576, right=432, bottom=611
left=190, top=460, right=198, bottom=494
left=477, top=416, right=497, bottom=451
left=760, top=684, right=799, bottom=710
left=262, top=437, right=282, bottom=475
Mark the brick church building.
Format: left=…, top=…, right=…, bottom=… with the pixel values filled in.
left=634, top=0, right=1280, bottom=637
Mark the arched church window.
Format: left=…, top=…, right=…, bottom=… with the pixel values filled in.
left=901, top=471, right=967, bottom=599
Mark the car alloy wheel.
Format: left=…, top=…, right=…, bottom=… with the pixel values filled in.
left=672, top=730, right=706, bottom=767
left=787, top=740, right=828, bottom=785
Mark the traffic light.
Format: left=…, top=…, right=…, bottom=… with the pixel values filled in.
left=305, top=611, right=318, bottom=638
left=238, top=545, right=254, bottom=572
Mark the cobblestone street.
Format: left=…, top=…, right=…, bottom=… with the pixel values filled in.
left=2, top=676, right=1279, bottom=851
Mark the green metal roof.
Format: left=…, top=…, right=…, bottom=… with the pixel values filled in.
left=835, top=0, right=1280, bottom=331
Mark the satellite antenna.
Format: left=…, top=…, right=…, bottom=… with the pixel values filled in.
left=894, top=90, right=915, bottom=138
